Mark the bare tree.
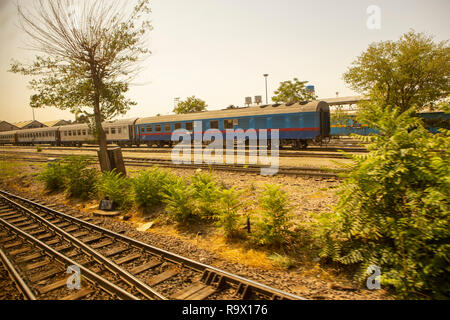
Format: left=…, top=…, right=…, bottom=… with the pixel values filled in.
left=10, top=0, right=152, bottom=171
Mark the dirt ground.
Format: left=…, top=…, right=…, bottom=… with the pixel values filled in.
left=0, top=160, right=392, bottom=300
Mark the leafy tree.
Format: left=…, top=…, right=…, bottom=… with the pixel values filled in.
left=173, top=96, right=207, bottom=114
left=331, top=106, right=354, bottom=126
left=344, top=30, right=450, bottom=113
left=320, top=104, right=450, bottom=299
left=9, top=0, right=152, bottom=171
left=271, top=78, right=316, bottom=104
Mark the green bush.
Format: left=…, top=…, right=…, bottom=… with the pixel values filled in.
left=320, top=106, right=450, bottom=299
left=215, top=187, right=243, bottom=238
left=63, top=156, right=98, bottom=200
left=253, top=184, right=293, bottom=247
left=162, top=177, right=198, bottom=224
left=38, top=161, right=65, bottom=192
left=191, top=170, right=222, bottom=219
left=97, top=170, right=132, bottom=210
left=132, top=167, right=178, bottom=210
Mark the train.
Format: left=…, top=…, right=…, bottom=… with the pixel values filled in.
left=330, top=111, right=450, bottom=136
left=0, top=100, right=331, bottom=149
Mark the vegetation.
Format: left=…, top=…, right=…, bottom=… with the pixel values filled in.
left=63, top=156, right=98, bottom=200
left=215, top=187, right=243, bottom=238
left=344, top=30, right=449, bottom=113
left=132, top=167, right=177, bottom=211
left=191, top=171, right=221, bottom=219
left=97, top=170, right=132, bottom=210
left=173, top=96, right=208, bottom=114
left=320, top=104, right=449, bottom=299
left=38, top=161, right=66, bottom=192
left=253, top=185, right=293, bottom=247
left=9, top=0, right=152, bottom=171
left=0, top=161, right=25, bottom=182
left=271, top=78, right=316, bottom=104
left=162, top=177, right=198, bottom=224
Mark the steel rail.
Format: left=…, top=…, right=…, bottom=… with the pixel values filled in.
left=0, top=247, right=36, bottom=300
left=0, top=152, right=342, bottom=179
left=0, top=216, right=139, bottom=300
left=0, top=190, right=307, bottom=300
left=0, top=194, right=167, bottom=300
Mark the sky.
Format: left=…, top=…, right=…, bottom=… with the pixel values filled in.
left=0, top=0, right=449, bottom=123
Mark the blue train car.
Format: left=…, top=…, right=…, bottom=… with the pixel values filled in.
left=135, top=101, right=330, bottom=149
left=330, top=111, right=449, bottom=136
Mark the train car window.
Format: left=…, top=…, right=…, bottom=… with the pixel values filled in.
left=210, top=120, right=219, bottom=129
left=272, top=116, right=285, bottom=128
left=174, top=123, right=182, bottom=130
left=82, top=130, right=86, bottom=135
left=123, top=126, right=127, bottom=133
left=68, top=131, right=72, bottom=136
left=64, top=131, right=67, bottom=136
left=164, top=124, right=171, bottom=132
left=118, top=127, right=122, bottom=134
left=111, top=127, right=116, bottom=134
left=145, top=125, right=152, bottom=132
left=77, top=130, right=81, bottom=136
left=238, top=118, right=250, bottom=129
left=224, top=119, right=233, bottom=129
left=255, top=118, right=267, bottom=129
left=185, top=122, right=193, bottom=131
left=155, top=124, right=161, bottom=132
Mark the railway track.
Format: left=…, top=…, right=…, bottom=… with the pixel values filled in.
left=0, top=144, right=368, bottom=157
left=0, top=189, right=306, bottom=300
left=0, top=151, right=343, bottom=179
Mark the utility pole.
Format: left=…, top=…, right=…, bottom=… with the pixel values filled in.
left=263, top=74, right=269, bottom=104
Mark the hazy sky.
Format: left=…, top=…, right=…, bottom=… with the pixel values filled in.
left=0, top=0, right=449, bottom=123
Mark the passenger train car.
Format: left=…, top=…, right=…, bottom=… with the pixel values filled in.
left=330, top=111, right=450, bottom=136
left=0, top=101, right=331, bottom=149
left=136, top=101, right=330, bottom=148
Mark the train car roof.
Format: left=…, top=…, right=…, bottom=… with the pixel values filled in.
left=136, top=100, right=329, bottom=125
left=15, top=126, right=59, bottom=134
left=0, top=130, right=18, bottom=135
left=57, top=118, right=139, bottom=130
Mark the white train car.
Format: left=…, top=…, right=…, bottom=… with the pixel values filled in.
left=59, top=118, right=139, bottom=146
left=0, top=131, right=17, bottom=145
left=16, top=127, right=59, bottom=145
left=59, top=123, right=92, bottom=146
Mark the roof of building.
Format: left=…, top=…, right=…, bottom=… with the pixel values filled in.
left=12, top=120, right=46, bottom=128
left=42, top=120, right=70, bottom=127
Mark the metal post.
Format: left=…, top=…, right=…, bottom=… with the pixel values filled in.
left=263, top=74, right=269, bottom=104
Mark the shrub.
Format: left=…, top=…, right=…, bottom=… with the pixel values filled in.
left=320, top=106, right=450, bottom=299
left=162, top=177, right=198, bottom=224
left=36, top=145, right=43, bottom=153
left=269, top=253, right=296, bottom=270
left=38, top=161, right=65, bottom=192
left=97, top=170, right=132, bottom=210
left=191, top=170, right=222, bottom=219
left=253, top=184, right=293, bottom=247
left=63, top=156, right=98, bottom=200
left=215, top=187, right=243, bottom=238
left=132, top=167, right=178, bottom=210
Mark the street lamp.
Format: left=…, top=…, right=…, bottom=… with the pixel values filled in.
left=263, top=74, right=269, bottom=104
